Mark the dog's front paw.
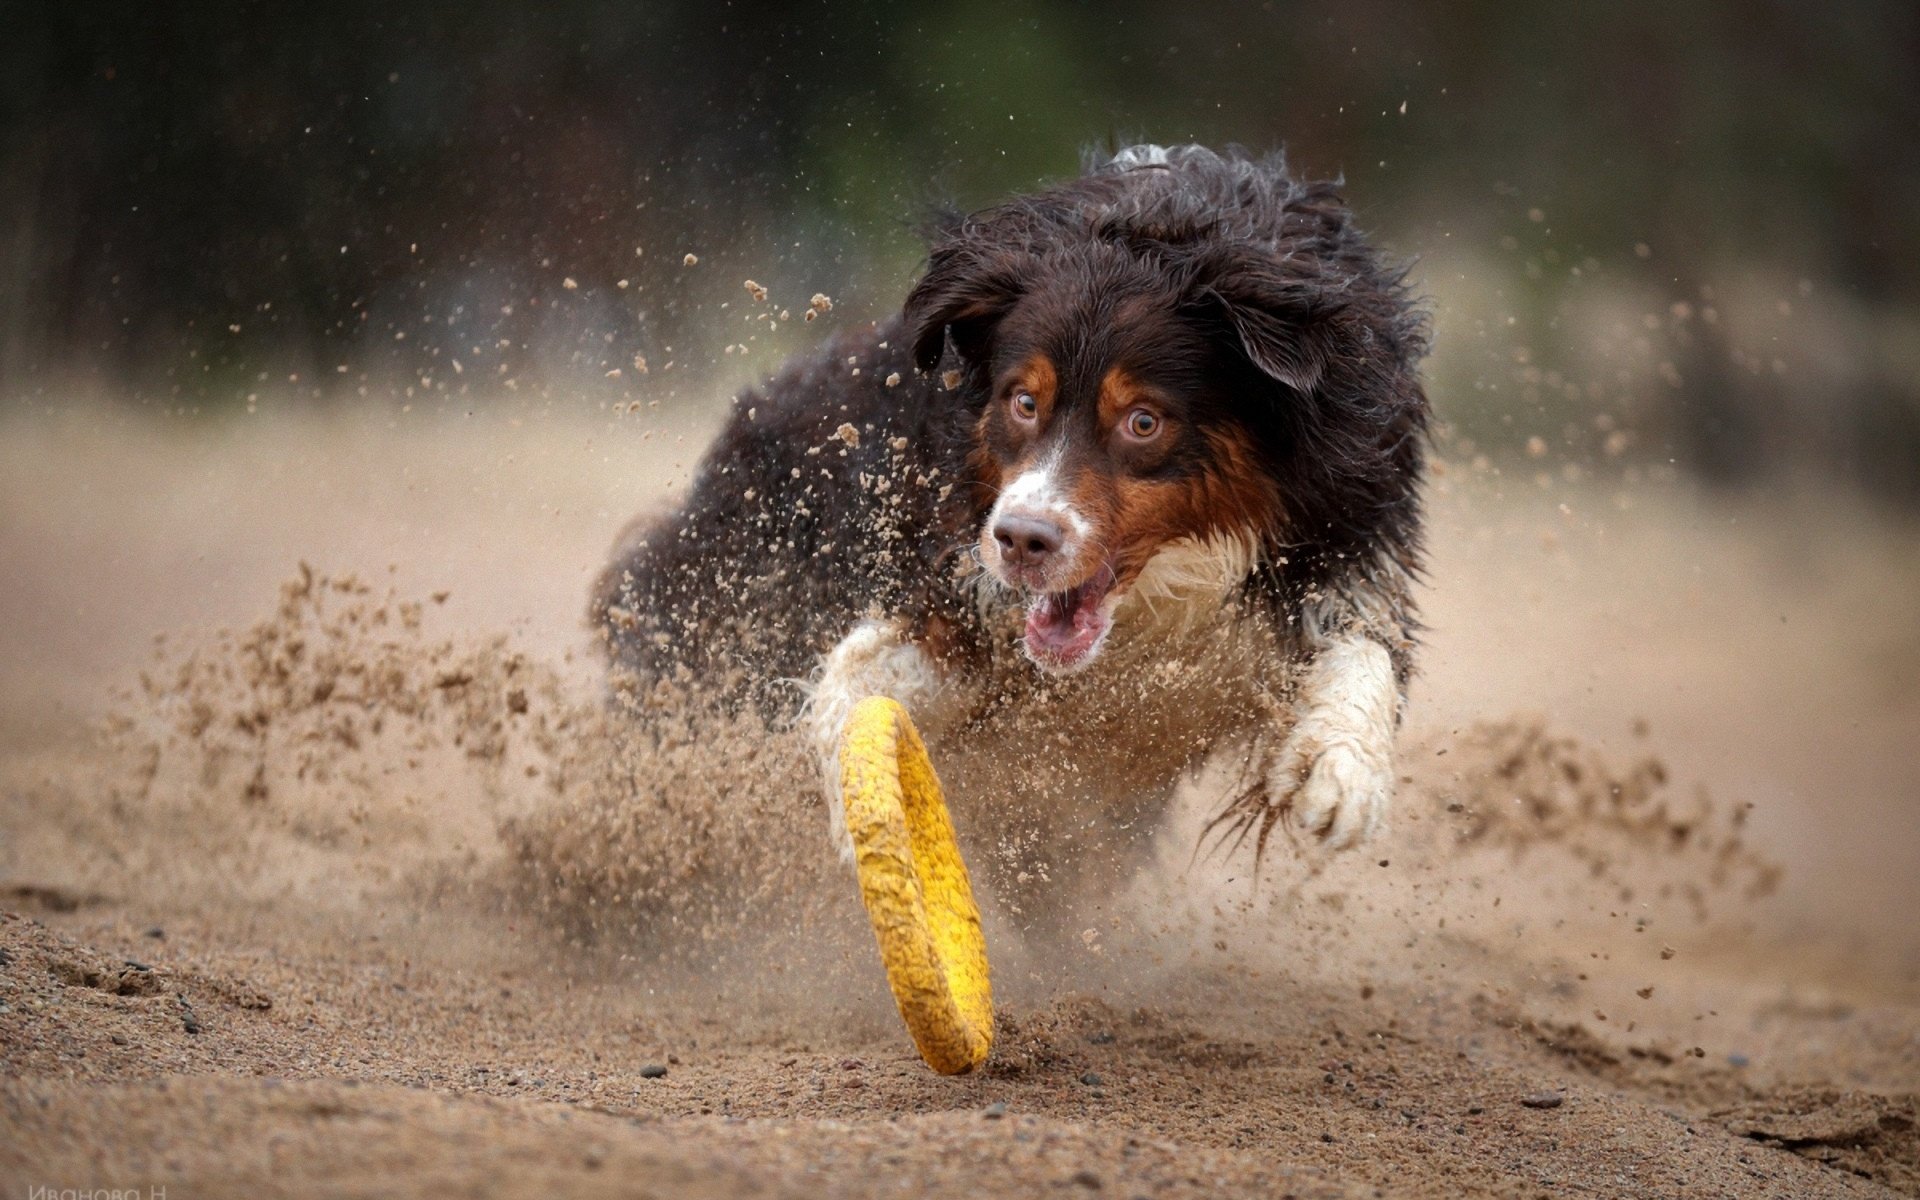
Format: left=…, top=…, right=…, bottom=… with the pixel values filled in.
left=1267, top=733, right=1394, bottom=851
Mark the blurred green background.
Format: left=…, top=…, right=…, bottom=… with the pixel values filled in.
left=3, top=1, right=1916, bottom=499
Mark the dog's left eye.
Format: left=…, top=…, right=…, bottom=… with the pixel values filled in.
left=1123, top=408, right=1161, bottom=440
left=1011, top=392, right=1039, bottom=421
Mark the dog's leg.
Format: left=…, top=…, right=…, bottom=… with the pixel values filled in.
left=803, top=619, right=952, bottom=861
left=1263, top=634, right=1400, bottom=850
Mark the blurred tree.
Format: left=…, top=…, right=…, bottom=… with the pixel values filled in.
left=2, top=0, right=1915, bottom=497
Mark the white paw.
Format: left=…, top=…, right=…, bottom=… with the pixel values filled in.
left=1268, top=735, right=1393, bottom=851
left=803, top=619, right=954, bottom=870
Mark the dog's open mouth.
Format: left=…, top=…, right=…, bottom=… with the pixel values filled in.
left=1023, top=563, right=1117, bottom=671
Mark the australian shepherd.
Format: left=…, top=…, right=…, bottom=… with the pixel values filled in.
left=594, top=144, right=1429, bottom=913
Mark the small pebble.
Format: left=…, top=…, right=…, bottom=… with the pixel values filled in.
left=1521, top=1091, right=1564, bottom=1109
left=1727, top=1053, right=1750, bottom=1068
left=1079, top=1071, right=1103, bottom=1086
left=182, top=1014, right=201, bottom=1035
left=1067, top=1168, right=1102, bottom=1189
left=639, top=1063, right=669, bottom=1079
left=983, top=1101, right=1008, bottom=1119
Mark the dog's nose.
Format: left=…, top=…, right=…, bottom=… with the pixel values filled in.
left=992, top=513, right=1064, bottom=568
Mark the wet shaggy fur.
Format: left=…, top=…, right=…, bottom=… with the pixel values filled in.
left=594, top=144, right=1430, bottom=872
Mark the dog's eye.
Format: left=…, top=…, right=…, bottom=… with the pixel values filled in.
left=1123, top=408, right=1161, bottom=440
left=1011, top=392, right=1038, bottom=421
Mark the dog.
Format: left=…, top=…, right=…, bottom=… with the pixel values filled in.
left=594, top=144, right=1429, bottom=912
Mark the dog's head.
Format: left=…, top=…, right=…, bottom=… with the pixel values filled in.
left=905, top=145, right=1428, bottom=673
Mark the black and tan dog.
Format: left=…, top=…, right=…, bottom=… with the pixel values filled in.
left=596, top=144, right=1429, bottom=897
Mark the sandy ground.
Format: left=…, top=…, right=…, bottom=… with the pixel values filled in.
left=2, top=402, right=1917, bottom=1198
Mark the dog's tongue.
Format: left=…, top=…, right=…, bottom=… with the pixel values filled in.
left=1024, top=565, right=1115, bottom=669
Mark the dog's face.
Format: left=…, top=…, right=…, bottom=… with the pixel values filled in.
left=961, top=265, right=1282, bottom=671
left=906, top=151, right=1429, bottom=675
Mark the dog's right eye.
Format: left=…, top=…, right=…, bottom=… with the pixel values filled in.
left=1010, top=392, right=1038, bottom=421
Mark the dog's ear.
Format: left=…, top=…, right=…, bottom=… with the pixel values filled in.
left=904, top=238, right=1027, bottom=373
left=1200, top=262, right=1338, bottom=395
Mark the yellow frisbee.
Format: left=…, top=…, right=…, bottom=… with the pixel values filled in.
left=839, top=696, right=993, bottom=1074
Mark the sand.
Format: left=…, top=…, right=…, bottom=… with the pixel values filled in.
left=1, top=404, right=1916, bottom=1198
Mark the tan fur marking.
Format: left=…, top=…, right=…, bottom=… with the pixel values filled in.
left=1094, top=424, right=1281, bottom=597
left=1096, top=365, right=1154, bottom=428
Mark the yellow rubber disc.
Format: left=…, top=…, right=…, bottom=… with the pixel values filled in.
left=840, top=696, right=993, bottom=1074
